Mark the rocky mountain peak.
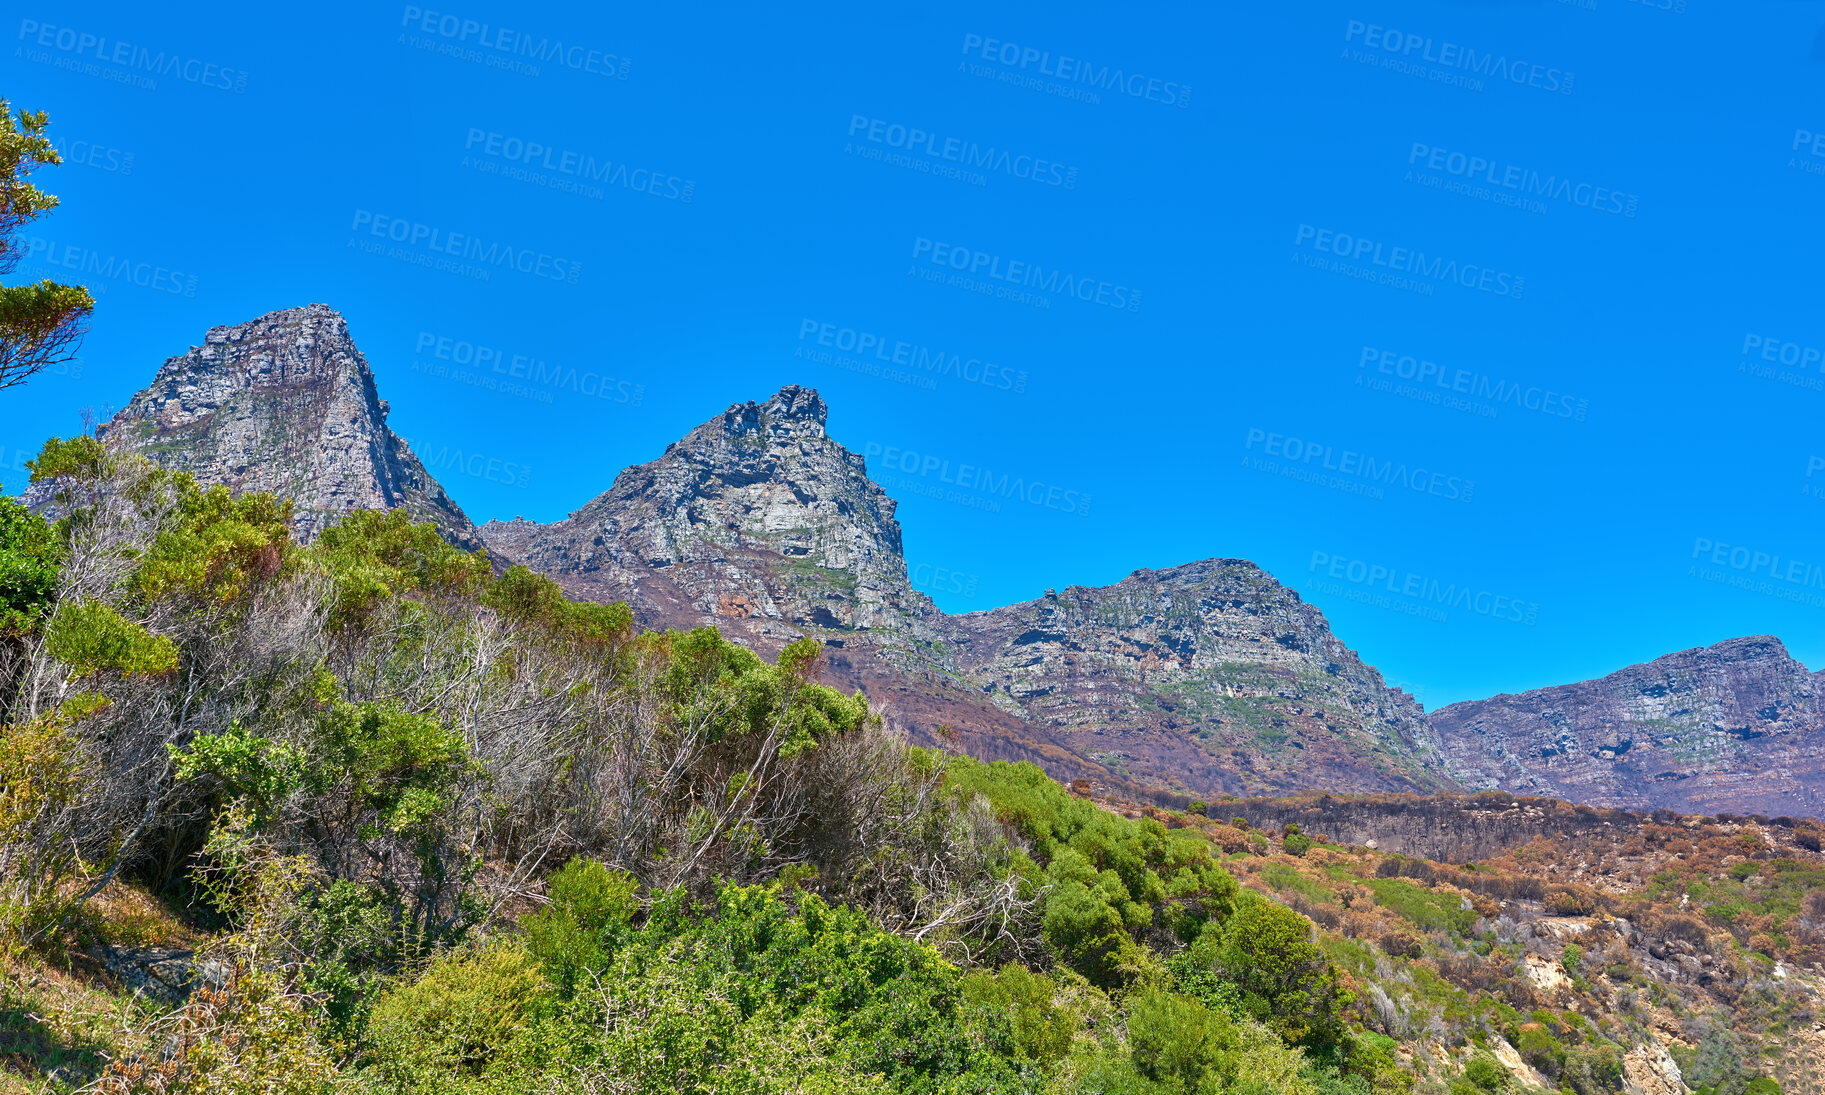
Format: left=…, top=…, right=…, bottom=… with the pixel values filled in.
left=1430, top=634, right=1825, bottom=815
left=944, top=557, right=1447, bottom=796
left=482, top=384, right=917, bottom=635
left=93, top=304, right=483, bottom=550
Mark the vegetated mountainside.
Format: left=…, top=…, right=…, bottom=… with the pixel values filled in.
left=1126, top=795, right=1825, bottom=1095
left=1211, top=791, right=1645, bottom=864
left=476, top=380, right=1454, bottom=799
left=8, top=398, right=1825, bottom=1095
left=59, top=303, right=484, bottom=550
left=1428, top=637, right=1825, bottom=818
left=947, top=563, right=1446, bottom=796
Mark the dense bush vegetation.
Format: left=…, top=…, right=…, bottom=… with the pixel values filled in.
left=0, top=439, right=1810, bottom=1095
left=0, top=438, right=1426, bottom=1094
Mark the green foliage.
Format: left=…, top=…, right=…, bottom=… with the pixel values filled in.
left=947, top=758, right=1240, bottom=984
left=176, top=700, right=470, bottom=844
left=0, top=699, right=90, bottom=936
left=1676, top=1024, right=1763, bottom=1095
left=1282, top=831, right=1315, bottom=857
left=1462, top=1053, right=1509, bottom=1093
left=313, top=507, right=491, bottom=624
left=25, top=434, right=106, bottom=483
left=652, top=627, right=873, bottom=757
left=1262, top=865, right=1333, bottom=905
left=1515, top=1025, right=1565, bottom=1077
left=523, top=856, right=640, bottom=992
left=1364, top=877, right=1477, bottom=936
left=171, top=720, right=307, bottom=824
left=0, top=495, right=58, bottom=635
left=0, top=100, right=94, bottom=393
left=1127, top=987, right=1243, bottom=1094
left=1561, top=943, right=1583, bottom=975
left=1561, top=1042, right=1624, bottom=1095
left=1346, top=1031, right=1415, bottom=1095
left=366, top=942, right=547, bottom=1082
left=959, top=963, right=1079, bottom=1068
left=130, top=478, right=292, bottom=603
left=389, top=883, right=1047, bottom=1094
left=1082, top=986, right=1316, bottom=1095
left=485, top=563, right=633, bottom=646
left=43, top=598, right=178, bottom=677
left=1215, top=901, right=1352, bottom=1049
left=313, top=701, right=469, bottom=840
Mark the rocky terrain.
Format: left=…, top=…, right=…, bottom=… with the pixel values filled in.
left=1430, top=636, right=1825, bottom=817
left=1212, top=790, right=1647, bottom=862
left=50, top=303, right=1825, bottom=816
left=71, top=304, right=484, bottom=550
left=947, top=562, right=1448, bottom=795
left=473, top=379, right=1453, bottom=798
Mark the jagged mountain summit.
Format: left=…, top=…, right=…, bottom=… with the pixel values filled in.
left=946, top=561, right=1447, bottom=796
left=477, top=381, right=1453, bottom=798
left=478, top=385, right=926, bottom=637
left=1429, top=636, right=1825, bottom=816
left=63, top=303, right=1825, bottom=816
left=91, top=304, right=484, bottom=549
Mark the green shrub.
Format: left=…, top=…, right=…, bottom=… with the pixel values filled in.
left=1365, top=877, right=1476, bottom=936
left=43, top=598, right=177, bottom=677
left=523, top=857, right=639, bottom=991
left=1563, top=1043, right=1624, bottom=1095
left=1515, top=1025, right=1564, bottom=1077
left=1463, top=1052, right=1509, bottom=1092
left=366, top=942, right=545, bottom=1082
left=0, top=496, right=58, bottom=636
left=1215, top=901, right=1351, bottom=1049
left=1562, top=943, right=1583, bottom=975
left=959, top=963, right=1077, bottom=1068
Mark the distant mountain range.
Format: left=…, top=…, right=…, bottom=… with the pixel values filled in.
left=47, top=303, right=1825, bottom=817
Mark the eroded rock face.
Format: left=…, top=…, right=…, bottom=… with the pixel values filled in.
left=1220, top=792, right=1640, bottom=861
left=95, top=304, right=483, bottom=550
left=1621, top=1044, right=1685, bottom=1095
left=944, top=562, right=1450, bottom=795
left=479, top=386, right=928, bottom=638
left=481, top=387, right=1458, bottom=799
left=1428, top=637, right=1825, bottom=816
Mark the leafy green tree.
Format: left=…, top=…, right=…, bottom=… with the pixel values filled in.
left=366, top=941, right=547, bottom=1083
left=0, top=101, right=92, bottom=391
left=0, top=496, right=57, bottom=636
left=523, top=856, right=640, bottom=992
left=1216, top=901, right=1352, bottom=1048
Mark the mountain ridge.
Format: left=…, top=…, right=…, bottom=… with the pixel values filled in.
left=76, top=303, right=486, bottom=552
left=56, top=302, right=1825, bottom=817
left=1431, top=634, right=1825, bottom=817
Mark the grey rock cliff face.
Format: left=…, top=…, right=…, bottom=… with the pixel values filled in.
left=944, top=561, right=1451, bottom=795
left=481, top=386, right=1458, bottom=798
left=96, top=304, right=483, bottom=549
left=480, top=386, right=932, bottom=638
left=1428, top=636, right=1825, bottom=816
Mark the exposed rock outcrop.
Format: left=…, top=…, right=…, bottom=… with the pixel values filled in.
left=480, top=385, right=1458, bottom=798
left=1217, top=791, right=1642, bottom=861
left=92, top=304, right=483, bottom=549
left=1428, top=637, right=1825, bottom=816
left=945, top=562, right=1448, bottom=795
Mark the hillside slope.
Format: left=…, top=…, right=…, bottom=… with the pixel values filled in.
left=1429, top=636, right=1825, bottom=816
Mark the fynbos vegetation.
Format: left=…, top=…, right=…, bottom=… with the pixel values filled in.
left=0, top=435, right=1817, bottom=1095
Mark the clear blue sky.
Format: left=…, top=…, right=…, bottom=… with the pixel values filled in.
left=7, top=1, right=1823, bottom=707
